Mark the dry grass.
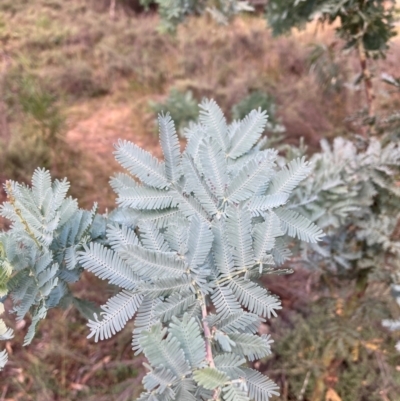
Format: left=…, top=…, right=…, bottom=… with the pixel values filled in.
left=1, top=0, right=399, bottom=212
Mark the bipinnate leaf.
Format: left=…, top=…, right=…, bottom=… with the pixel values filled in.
left=275, top=208, right=324, bottom=243
left=214, top=353, right=246, bottom=379
left=155, top=292, right=196, bottom=322
left=87, top=291, right=143, bottom=342
left=267, top=157, right=311, bottom=195
left=252, top=211, right=283, bottom=261
left=243, top=368, right=280, bottom=401
left=226, top=151, right=276, bottom=203
left=114, top=139, right=169, bottom=189
left=228, top=108, right=268, bottom=159
left=143, top=365, right=178, bottom=396
left=226, top=206, right=255, bottom=270
left=199, top=98, right=229, bottom=152
left=31, top=168, right=52, bottom=209
left=78, top=243, right=140, bottom=290
left=199, top=138, right=228, bottom=198
left=229, top=333, right=273, bottom=361
left=119, top=244, right=186, bottom=278
left=140, top=323, right=190, bottom=377
left=186, top=215, right=214, bottom=269
left=211, top=283, right=242, bottom=319
left=159, top=113, right=182, bottom=184
left=132, top=297, right=161, bottom=354
left=169, top=313, right=206, bottom=369
left=182, top=154, right=218, bottom=216
left=246, top=193, right=289, bottom=216
left=193, top=367, right=229, bottom=390
left=0, top=99, right=326, bottom=388
left=229, top=277, right=282, bottom=318
left=222, top=383, right=250, bottom=401
left=116, top=185, right=178, bottom=210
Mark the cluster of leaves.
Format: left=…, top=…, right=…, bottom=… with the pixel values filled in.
left=0, top=170, right=104, bottom=369
left=78, top=99, right=323, bottom=400
left=307, top=43, right=350, bottom=95
left=150, top=89, right=283, bottom=139
left=292, top=136, right=400, bottom=279
left=266, top=0, right=398, bottom=57
left=149, top=88, right=199, bottom=136
left=284, top=133, right=400, bottom=374
left=0, top=100, right=323, bottom=400
left=1, top=73, right=66, bottom=181
left=231, top=91, right=284, bottom=135
left=140, top=0, right=254, bottom=32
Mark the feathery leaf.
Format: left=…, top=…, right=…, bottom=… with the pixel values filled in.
left=87, top=291, right=143, bottom=342
left=228, top=108, right=268, bottom=159
left=159, top=113, right=182, bottom=183
left=114, top=140, right=169, bottom=189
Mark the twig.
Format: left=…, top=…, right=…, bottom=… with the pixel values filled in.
left=201, top=297, right=215, bottom=369
left=297, top=370, right=310, bottom=401
left=201, top=292, right=221, bottom=400
left=357, top=38, right=376, bottom=132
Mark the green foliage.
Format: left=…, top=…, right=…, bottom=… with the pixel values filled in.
left=308, top=43, right=349, bottom=94
left=141, top=0, right=254, bottom=32
left=266, top=0, right=398, bottom=57
left=231, top=91, right=284, bottom=134
left=152, top=89, right=284, bottom=139
left=0, top=73, right=66, bottom=181
left=14, top=74, right=64, bottom=144
left=150, top=88, right=199, bottom=136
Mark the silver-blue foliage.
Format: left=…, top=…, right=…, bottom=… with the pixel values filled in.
left=77, top=99, right=323, bottom=400
left=0, top=170, right=103, bottom=368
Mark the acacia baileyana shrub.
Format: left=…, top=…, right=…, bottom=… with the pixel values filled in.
left=0, top=100, right=323, bottom=401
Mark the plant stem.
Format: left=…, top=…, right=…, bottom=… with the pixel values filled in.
left=217, top=269, right=248, bottom=285
left=201, top=292, right=221, bottom=400
left=357, top=39, right=376, bottom=127
left=201, top=297, right=215, bottom=369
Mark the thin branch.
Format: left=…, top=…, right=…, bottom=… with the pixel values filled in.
left=201, top=296, right=215, bottom=369
left=297, top=370, right=310, bottom=401
left=201, top=291, right=221, bottom=400
left=357, top=39, right=376, bottom=130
